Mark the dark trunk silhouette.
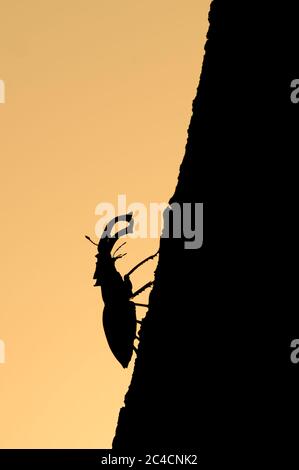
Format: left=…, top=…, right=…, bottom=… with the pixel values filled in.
left=113, top=0, right=297, bottom=460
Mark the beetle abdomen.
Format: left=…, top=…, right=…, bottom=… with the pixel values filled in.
left=102, top=301, right=136, bottom=368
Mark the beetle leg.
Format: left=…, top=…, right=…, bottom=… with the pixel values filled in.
left=125, top=251, right=159, bottom=277
left=114, top=252, right=127, bottom=261
left=131, top=281, right=153, bottom=298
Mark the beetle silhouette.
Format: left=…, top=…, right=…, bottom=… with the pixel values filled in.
left=86, top=213, right=158, bottom=368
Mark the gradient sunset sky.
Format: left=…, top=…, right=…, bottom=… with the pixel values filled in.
left=0, top=0, right=210, bottom=448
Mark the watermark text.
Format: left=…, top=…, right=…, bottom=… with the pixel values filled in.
left=95, top=195, right=203, bottom=250
left=0, top=80, right=5, bottom=104
left=0, top=339, right=5, bottom=364
left=290, top=79, right=299, bottom=103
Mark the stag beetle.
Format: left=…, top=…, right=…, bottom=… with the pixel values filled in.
left=86, top=213, right=158, bottom=368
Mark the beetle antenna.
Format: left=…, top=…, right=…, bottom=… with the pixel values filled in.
left=85, top=235, right=98, bottom=246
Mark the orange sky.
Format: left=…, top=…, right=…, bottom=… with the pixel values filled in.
left=0, top=0, right=211, bottom=448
